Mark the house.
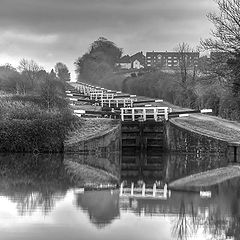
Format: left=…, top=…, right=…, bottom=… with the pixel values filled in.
left=146, top=51, right=199, bottom=70
left=130, top=52, right=145, bottom=69
left=116, top=52, right=145, bottom=70
left=116, top=55, right=131, bottom=69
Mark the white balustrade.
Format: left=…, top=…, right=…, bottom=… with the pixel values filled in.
left=101, top=98, right=134, bottom=108
left=121, top=107, right=169, bottom=121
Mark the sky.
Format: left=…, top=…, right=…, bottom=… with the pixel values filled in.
left=0, top=0, right=218, bottom=81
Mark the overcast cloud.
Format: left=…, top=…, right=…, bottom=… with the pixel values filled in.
left=0, top=0, right=217, bottom=80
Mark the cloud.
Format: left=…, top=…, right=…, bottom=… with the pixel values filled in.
left=0, top=0, right=218, bottom=80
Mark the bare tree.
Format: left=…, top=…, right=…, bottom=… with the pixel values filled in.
left=174, top=42, right=199, bottom=87
left=200, top=0, right=240, bottom=94
left=201, top=0, right=240, bottom=54
left=18, top=59, right=43, bottom=91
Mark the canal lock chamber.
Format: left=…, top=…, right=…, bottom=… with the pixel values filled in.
left=121, top=120, right=167, bottom=183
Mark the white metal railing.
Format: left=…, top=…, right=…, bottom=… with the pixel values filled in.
left=90, top=92, right=115, bottom=100
left=101, top=98, right=134, bottom=108
left=121, top=107, right=169, bottom=121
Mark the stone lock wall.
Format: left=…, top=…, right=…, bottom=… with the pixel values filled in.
left=164, top=120, right=240, bottom=163
left=64, top=124, right=121, bottom=153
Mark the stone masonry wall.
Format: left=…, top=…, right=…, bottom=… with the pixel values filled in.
left=165, top=120, right=239, bottom=163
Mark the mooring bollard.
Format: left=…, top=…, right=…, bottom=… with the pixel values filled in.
left=153, top=183, right=156, bottom=197
left=142, top=183, right=145, bottom=196
left=131, top=182, right=134, bottom=196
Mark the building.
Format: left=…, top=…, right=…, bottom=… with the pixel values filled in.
left=130, top=52, right=145, bottom=69
left=116, top=55, right=131, bottom=69
left=116, top=52, right=145, bottom=70
left=146, top=51, right=199, bottom=69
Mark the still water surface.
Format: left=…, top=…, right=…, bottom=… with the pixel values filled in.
left=0, top=153, right=238, bottom=240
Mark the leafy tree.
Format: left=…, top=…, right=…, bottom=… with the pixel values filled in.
left=0, top=64, right=20, bottom=93
left=75, top=37, right=122, bottom=84
left=89, top=37, right=122, bottom=67
left=39, top=70, right=66, bottom=109
left=54, top=62, right=71, bottom=82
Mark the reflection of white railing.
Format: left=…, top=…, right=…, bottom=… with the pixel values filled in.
left=121, top=107, right=169, bottom=121
left=120, top=182, right=171, bottom=199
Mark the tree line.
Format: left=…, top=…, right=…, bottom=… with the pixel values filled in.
left=0, top=60, right=71, bottom=109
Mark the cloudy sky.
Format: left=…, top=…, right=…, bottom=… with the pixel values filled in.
left=0, top=0, right=217, bottom=80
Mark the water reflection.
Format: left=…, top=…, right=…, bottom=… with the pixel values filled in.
left=122, top=150, right=228, bottom=184
left=0, top=153, right=72, bottom=216
left=75, top=190, right=120, bottom=228
left=0, top=152, right=238, bottom=240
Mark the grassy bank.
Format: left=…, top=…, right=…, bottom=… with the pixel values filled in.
left=0, top=95, right=77, bottom=153
left=169, top=165, right=240, bottom=191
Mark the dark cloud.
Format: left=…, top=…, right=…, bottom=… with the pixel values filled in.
left=0, top=0, right=217, bottom=80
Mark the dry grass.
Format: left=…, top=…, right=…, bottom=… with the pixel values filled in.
left=169, top=165, right=240, bottom=190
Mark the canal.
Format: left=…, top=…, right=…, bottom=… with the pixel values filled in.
left=0, top=152, right=238, bottom=240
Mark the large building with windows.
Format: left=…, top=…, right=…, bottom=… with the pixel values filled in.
left=146, top=51, right=199, bottom=69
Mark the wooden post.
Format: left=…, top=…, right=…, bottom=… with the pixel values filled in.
left=121, top=108, right=124, bottom=121
left=131, top=182, right=134, bottom=196
left=164, top=108, right=168, bottom=120
left=142, top=183, right=145, bottom=196
left=154, top=108, right=157, bottom=121
left=143, top=108, right=146, bottom=121
left=153, top=183, right=156, bottom=197
left=120, top=182, right=123, bottom=196
left=164, top=183, right=168, bottom=198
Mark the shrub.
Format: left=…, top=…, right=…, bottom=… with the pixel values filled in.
left=219, top=95, right=240, bottom=121
left=0, top=95, right=76, bottom=153
left=0, top=112, right=76, bottom=153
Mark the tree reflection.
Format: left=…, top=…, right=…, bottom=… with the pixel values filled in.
left=75, top=190, right=120, bottom=228
left=172, top=199, right=197, bottom=240
left=0, top=153, right=73, bottom=216
left=170, top=178, right=240, bottom=240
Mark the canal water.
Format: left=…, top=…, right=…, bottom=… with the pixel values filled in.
left=0, top=152, right=238, bottom=240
